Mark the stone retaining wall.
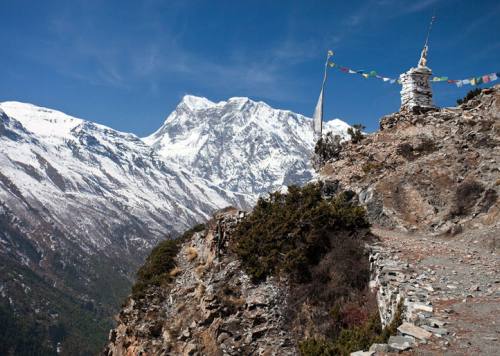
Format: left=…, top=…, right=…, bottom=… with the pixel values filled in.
left=360, top=243, right=448, bottom=354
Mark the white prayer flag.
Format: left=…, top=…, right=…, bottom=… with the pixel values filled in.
left=312, top=88, right=323, bottom=135
left=312, top=50, right=333, bottom=136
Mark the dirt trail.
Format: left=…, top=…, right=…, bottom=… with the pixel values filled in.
left=372, top=226, right=499, bottom=355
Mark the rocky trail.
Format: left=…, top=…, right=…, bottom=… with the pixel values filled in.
left=370, top=226, right=499, bottom=355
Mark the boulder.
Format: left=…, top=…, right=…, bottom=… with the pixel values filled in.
left=398, top=322, right=433, bottom=340
left=388, top=335, right=415, bottom=351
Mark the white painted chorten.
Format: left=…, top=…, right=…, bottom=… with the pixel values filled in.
left=399, top=45, right=435, bottom=112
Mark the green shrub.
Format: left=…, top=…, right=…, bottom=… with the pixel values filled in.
left=131, top=223, right=205, bottom=298
left=457, top=87, right=482, bottom=105
left=299, top=302, right=404, bottom=356
left=299, top=338, right=335, bottom=356
left=347, top=124, right=365, bottom=144
left=313, top=132, right=343, bottom=168
left=232, top=183, right=369, bottom=283
left=362, top=162, right=383, bottom=174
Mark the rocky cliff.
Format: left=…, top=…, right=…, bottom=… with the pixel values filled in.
left=104, top=185, right=379, bottom=356
left=105, top=209, right=296, bottom=355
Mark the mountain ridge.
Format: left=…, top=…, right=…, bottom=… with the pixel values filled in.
left=144, top=95, right=350, bottom=195
left=0, top=96, right=350, bottom=354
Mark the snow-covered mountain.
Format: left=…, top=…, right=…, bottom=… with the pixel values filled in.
left=0, top=97, right=349, bottom=353
left=144, top=95, right=350, bottom=195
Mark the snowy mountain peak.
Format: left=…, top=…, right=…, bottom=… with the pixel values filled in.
left=0, top=101, right=83, bottom=138
left=180, top=95, right=217, bottom=110
left=143, top=95, right=351, bottom=195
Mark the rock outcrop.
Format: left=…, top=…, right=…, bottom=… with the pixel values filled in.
left=320, top=85, right=500, bottom=235
left=104, top=209, right=296, bottom=355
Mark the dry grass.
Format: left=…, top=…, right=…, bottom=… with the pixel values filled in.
left=199, top=329, right=219, bottom=356
left=186, top=246, right=198, bottom=262
left=169, top=266, right=182, bottom=277
left=195, top=283, right=206, bottom=299
left=195, top=252, right=214, bottom=277
left=195, top=264, right=208, bottom=277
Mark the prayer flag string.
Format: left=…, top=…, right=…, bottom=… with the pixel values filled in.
left=327, top=61, right=499, bottom=87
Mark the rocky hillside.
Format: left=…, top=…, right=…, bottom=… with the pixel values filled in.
left=105, top=208, right=297, bottom=355
left=104, top=86, right=499, bottom=356
left=105, top=184, right=393, bottom=355
left=0, top=99, right=349, bottom=355
left=319, top=85, right=499, bottom=235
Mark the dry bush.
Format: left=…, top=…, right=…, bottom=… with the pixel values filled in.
left=451, top=180, right=485, bottom=216
left=362, top=161, right=384, bottom=174
left=397, top=137, right=437, bottom=161
left=217, top=285, right=245, bottom=316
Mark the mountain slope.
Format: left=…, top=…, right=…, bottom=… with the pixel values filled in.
left=144, top=95, right=350, bottom=195
left=0, top=102, right=249, bottom=354
left=0, top=99, right=349, bottom=354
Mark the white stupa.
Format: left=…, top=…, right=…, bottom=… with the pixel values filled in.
left=399, top=45, right=435, bottom=113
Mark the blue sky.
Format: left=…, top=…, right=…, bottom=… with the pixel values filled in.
left=1, top=0, right=499, bottom=135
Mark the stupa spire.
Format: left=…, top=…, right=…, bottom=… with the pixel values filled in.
left=399, top=13, right=437, bottom=113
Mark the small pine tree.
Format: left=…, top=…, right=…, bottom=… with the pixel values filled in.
left=347, top=124, right=365, bottom=144
left=457, top=87, right=482, bottom=105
